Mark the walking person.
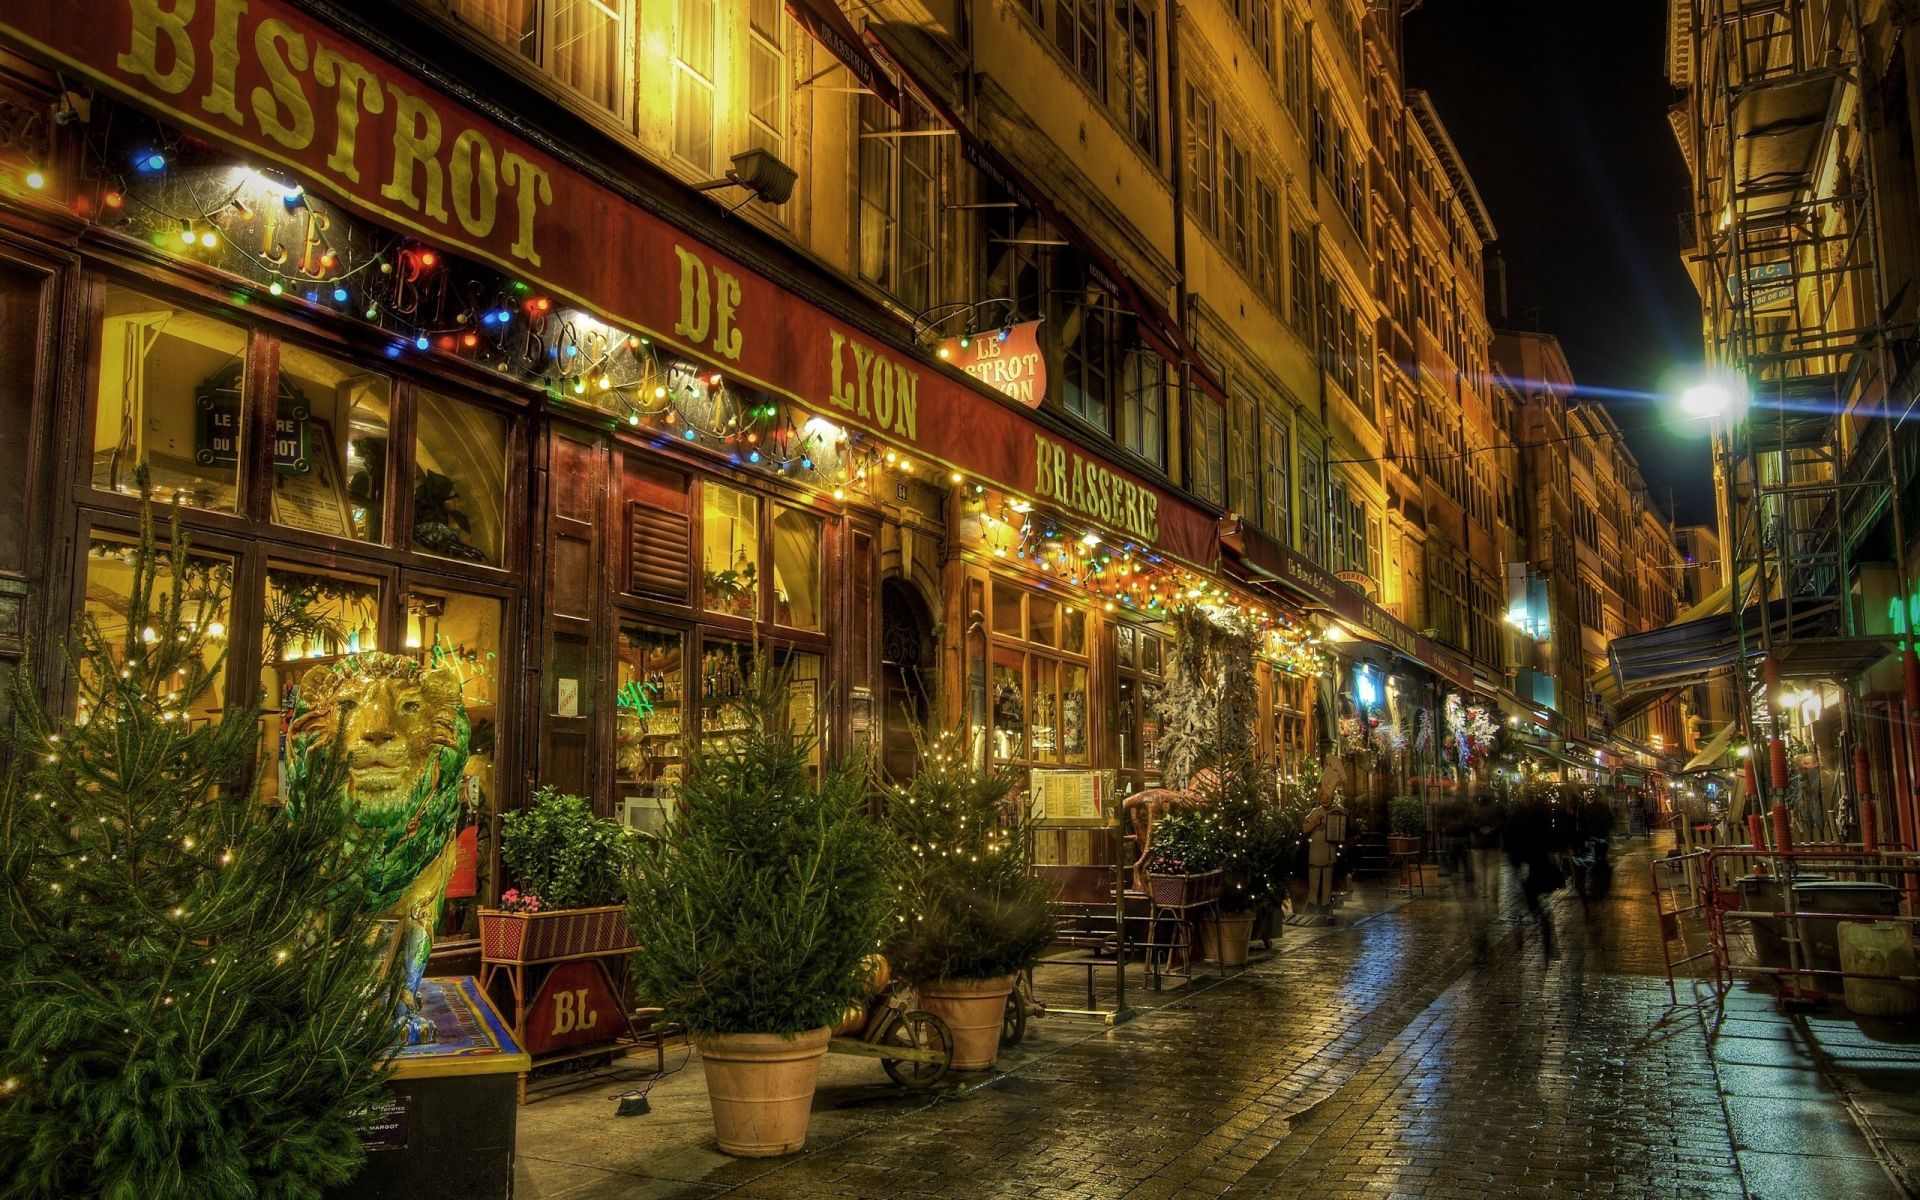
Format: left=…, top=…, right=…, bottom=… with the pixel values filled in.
left=1469, top=791, right=1505, bottom=908
left=1505, top=794, right=1565, bottom=958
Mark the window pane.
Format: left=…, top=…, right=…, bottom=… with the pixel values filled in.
left=1117, top=623, right=1136, bottom=667
left=549, top=0, right=625, bottom=112
left=82, top=535, right=232, bottom=714
left=275, top=343, right=390, bottom=543
left=452, top=0, right=535, bottom=57
left=674, top=0, right=716, bottom=170
left=992, top=580, right=1023, bottom=636
left=1030, top=657, right=1058, bottom=761
left=699, top=638, right=752, bottom=752
left=618, top=624, right=684, bottom=833
left=1061, top=606, right=1087, bottom=655
left=1061, top=662, right=1088, bottom=763
left=93, top=285, right=248, bottom=511
left=990, top=648, right=1025, bottom=760
left=406, top=587, right=504, bottom=939
left=413, top=391, right=507, bottom=567
left=702, top=483, right=760, bottom=617
left=772, top=505, right=821, bottom=630
left=1029, top=594, right=1056, bottom=646
left=1142, top=632, right=1163, bottom=675
left=261, top=564, right=381, bottom=805
left=780, top=648, right=824, bottom=777
left=1117, top=674, right=1138, bottom=768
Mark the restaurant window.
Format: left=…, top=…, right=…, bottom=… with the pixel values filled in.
left=277, top=343, right=391, bottom=544
left=1261, top=414, right=1290, bottom=542
left=1270, top=667, right=1310, bottom=776
left=81, top=534, right=233, bottom=715
left=859, top=90, right=940, bottom=311
left=1055, top=0, right=1104, bottom=92
left=92, top=285, right=248, bottom=512
left=1115, top=622, right=1166, bottom=792
left=702, top=481, right=760, bottom=619
left=772, top=504, right=822, bottom=630
left=414, top=391, right=508, bottom=567
left=1187, top=392, right=1226, bottom=505
left=260, top=563, right=383, bottom=806
left=989, top=582, right=1091, bottom=767
left=1120, top=350, right=1167, bottom=469
left=616, top=624, right=684, bottom=834
left=405, top=586, right=504, bottom=939
left=1111, top=0, right=1158, bottom=158
left=452, top=0, right=629, bottom=114
left=673, top=0, right=717, bottom=170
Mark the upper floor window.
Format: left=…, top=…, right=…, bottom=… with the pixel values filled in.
left=1229, top=395, right=1258, bottom=517
left=1056, top=0, right=1105, bottom=93
left=1186, top=85, right=1218, bottom=235
left=1120, top=351, right=1167, bottom=470
left=1112, top=0, right=1159, bottom=158
left=859, top=91, right=943, bottom=311
left=452, top=0, right=630, bottom=115
left=1288, top=227, right=1313, bottom=333
left=1244, top=0, right=1275, bottom=76
left=1261, top=413, right=1290, bottom=542
left=1058, top=272, right=1123, bottom=435
left=672, top=0, right=718, bottom=169
left=1221, top=132, right=1249, bottom=267
left=1255, top=180, right=1282, bottom=306
left=746, top=0, right=788, bottom=160
left=1188, top=391, right=1226, bottom=505
left=1282, top=9, right=1307, bottom=126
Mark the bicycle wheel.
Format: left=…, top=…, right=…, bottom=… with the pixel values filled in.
left=881, top=1010, right=952, bottom=1089
left=1002, top=989, right=1027, bottom=1047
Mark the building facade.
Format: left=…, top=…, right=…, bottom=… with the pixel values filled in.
left=0, top=0, right=1622, bottom=965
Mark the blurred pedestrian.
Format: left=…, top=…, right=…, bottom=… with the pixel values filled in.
left=1469, top=791, right=1505, bottom=907
left=1505, top=795, right=1565, bottom=957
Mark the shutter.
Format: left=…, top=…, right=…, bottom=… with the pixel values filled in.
left=628, top=502, right=691, bottom=600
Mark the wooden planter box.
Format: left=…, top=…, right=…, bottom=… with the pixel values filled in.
left=478, top=905, right=635, bottom=964
left=1386, top=834, right=1423, bottom=856
left=1146, top=870, right=1222, bottom=908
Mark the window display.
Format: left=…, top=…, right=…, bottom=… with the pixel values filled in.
left=617, top=624, right=686, bottom=834
left=259, top=564, right=382, bottom=806
left=82, top=535, right=233, bottom=715
left=277, top=343, right=391, bottom=543
left=986, top=581, right=1092, bottom=769
left=92, top=285, right=248, bottom=511
left=703, top=483, right=760, bottom=618
left=414, top=390, right=507, bottom=566
left=772, top=505, right=821, bottom=630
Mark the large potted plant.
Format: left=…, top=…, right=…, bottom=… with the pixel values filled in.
left=1388, top=795, right=1426, bottom=856
left=1141, top=811, right=1225, bottom=906
left=626, top=665, right=892, bottom=1157
left=880, top=731, right=1056, bottom=1071
left=480, top=787, right=637, bottom=962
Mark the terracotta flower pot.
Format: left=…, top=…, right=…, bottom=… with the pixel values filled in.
left=692, top=1027, right=831, bottom=1157
left=1200, top=910, right=1256, bottom=967
left=917, top=976, right=1014, bottom=1071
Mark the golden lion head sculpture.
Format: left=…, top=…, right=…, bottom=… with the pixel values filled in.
left=290, top=652, right=467, bottom=824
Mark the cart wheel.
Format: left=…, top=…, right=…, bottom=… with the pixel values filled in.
left=881, top=1010, right=952, bottom=1089
left=1002, top=989, right=1027, bottom=1047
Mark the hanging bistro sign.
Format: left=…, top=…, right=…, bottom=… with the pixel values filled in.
left=0, top=0, right=1218, bottom=569
left=936, top=321, right=1045, bottom=408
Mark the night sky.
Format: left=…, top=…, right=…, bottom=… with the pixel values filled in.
left=1403, top=0, right=1714, bottom=526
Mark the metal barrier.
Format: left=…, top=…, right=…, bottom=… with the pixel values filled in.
left=1701, top=837, right=1920, bottom=1007
left=1653, top=848, right=1721, bottom=1004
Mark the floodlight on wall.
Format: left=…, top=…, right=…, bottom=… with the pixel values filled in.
left=693, top=148, right=798, bottom=207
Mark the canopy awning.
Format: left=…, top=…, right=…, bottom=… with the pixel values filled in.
left=1606, top=595, right=1841, bottom=696
left=1685, top=723, right=1739, bottom=773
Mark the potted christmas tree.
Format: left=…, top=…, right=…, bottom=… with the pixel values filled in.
left=880, top=731, right=1056, bottom=1071
left=480, top=786, right=637, bottom=963
left=0, top=476, right=400, bottom=1197
left=1388, top=795, right=1427, bottom=856
left=626, top=663, right=892, bottom=1157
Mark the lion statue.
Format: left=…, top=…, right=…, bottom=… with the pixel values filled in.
left=290, top=652, right=469, bottom=1046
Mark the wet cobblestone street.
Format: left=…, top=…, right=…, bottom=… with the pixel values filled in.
left=517, top=840, right=1920, bottom=1199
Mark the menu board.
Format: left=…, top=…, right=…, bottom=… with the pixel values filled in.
left=1029, top=769, right=1111, bottom=826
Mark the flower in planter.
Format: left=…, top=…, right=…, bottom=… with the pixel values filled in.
left=498, top=888, right=544, bottom=914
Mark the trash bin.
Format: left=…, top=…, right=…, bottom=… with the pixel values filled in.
left=1837, top=922, right=1919, bottom=1017
left=1736, top=874, right=1830, bottom=968
left=1794, top=881, right=1903, bottom=973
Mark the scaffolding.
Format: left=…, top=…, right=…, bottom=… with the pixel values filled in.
left=1682, top=0, right=1910, bottom=847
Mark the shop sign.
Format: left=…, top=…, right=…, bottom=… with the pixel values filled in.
left=0, top=0, right=1220, bottom=570
left=522, top=960, right=622, bottom=1056
left=195, top=386, right=310, bottom=473
left=936, top=321, right=1046, bottom=408
left=1031, top=433, right=1159, bottom=544
left=1356, top=603, right=1417, bottom=658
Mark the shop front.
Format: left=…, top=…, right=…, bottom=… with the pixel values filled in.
left=0, top=0, right=1236, bottom=966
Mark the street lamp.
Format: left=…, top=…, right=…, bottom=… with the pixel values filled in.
left=1679, top=380, right=1734, bottom=420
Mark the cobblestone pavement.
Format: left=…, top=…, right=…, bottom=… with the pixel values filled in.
left=516, top=841, right=1919, bottom=1199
